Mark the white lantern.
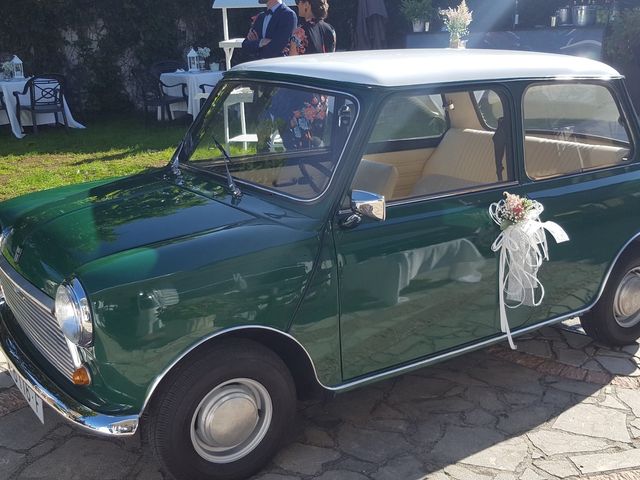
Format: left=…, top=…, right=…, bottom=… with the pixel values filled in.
left=11, top=55, right=24, bottom=79
left=187, top=48, right=198, bottom=72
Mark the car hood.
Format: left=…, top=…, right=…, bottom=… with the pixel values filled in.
left=0, top=170, right=256, bottom=296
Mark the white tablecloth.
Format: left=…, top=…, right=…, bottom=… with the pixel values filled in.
left=0, top=78, right=85, bottom=139
left=160, top=70, right=224, bottom=118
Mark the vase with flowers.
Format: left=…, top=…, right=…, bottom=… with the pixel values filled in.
left=196, top=47, right=211, bottom=71
left=1, top=61, right=12, bottom=80
left=440, top=0, right=473, bottom=48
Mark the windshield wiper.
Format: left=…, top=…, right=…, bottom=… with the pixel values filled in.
left=212, top=137, right=242, bottom=199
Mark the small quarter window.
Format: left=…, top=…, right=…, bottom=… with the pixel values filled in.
left=523, top=83, right=632, bottom=180
left=369, top=94, right=446, bottom=143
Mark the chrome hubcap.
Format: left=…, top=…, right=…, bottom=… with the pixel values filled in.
left=614, top=267, right=640, bottom=328
left=190, top=378, right=272, bottom=464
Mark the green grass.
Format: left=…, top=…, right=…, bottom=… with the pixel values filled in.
left=0, top=115, right=188, bottom=201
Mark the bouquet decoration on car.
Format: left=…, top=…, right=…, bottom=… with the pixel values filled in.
left=489, top=192, right=569, bottom=349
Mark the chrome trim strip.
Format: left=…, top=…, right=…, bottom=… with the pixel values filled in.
left=339, top=181, right=521, bottom=215
left=139, top=325, right=310, bottom=414
left=333, top=311, right=587, bottom=391
left=0, top=308, right=138, bottom=436
left=141, top=231, right=640, bottom=412
left=139, top=228, right=640, bottom=412
left=140, top=309, right=585, bottom=413
left=65, top=339, right=83, bottom=369
left=0, top=255, right=53, bottom=314
left=183, top=78, right=362, bottom=205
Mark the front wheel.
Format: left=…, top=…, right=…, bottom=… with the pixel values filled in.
left=581, top=252, right=640, bottom=346
left=145, top=339, right=296, bottom=480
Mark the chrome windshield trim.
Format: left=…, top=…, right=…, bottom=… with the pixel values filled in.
left=0, top=308, right=138, bottom=436
left=182, top=78, right=361, bottom=204
left=0, top=255, right=53, bottom=314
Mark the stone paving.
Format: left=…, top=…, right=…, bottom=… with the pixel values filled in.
left=1, top=321, right=640, bottom=480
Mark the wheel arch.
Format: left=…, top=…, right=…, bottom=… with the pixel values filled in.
left=591, top=232, right=640, bottom=310
left=140, top=326, right=329, bottom=416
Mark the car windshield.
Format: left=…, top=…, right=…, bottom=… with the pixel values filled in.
left=183, top=81, right=358, bottom=201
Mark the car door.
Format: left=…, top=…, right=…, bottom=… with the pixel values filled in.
left=506, top=80, right=640, bottom=327
left=334, top=85, right=518, bottom=380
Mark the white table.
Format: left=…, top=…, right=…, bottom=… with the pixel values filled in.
left=160, top=70, right=223, bottom=118
left=0, top=78, right=85, bottom=139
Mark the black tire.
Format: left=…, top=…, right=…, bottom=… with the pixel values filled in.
left=581, top=251, right=640, bottom=346
left=144, top=338, right=296, bottom=480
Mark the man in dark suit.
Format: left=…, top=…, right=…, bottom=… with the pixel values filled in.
left=242, top=0, right=297, bottom=60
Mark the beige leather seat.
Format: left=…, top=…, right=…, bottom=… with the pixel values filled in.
left=411, top=128, right=499, bottom=196
left=352, top=159, right=399, bottom=200
left=524, top=135, right=629, bottom=179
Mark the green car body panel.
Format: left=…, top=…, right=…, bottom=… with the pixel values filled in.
left=0, top=71, right=639, bottom=419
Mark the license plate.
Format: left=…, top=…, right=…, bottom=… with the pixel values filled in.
left=8, top=364, right=44, bottom=424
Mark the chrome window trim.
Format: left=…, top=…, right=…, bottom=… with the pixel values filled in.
left=338, top=181, right=520, bottom=215
left=183, top=78, right=362, bottom=205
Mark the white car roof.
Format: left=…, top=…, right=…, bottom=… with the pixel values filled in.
left=232, top=49, right=622, bottom=87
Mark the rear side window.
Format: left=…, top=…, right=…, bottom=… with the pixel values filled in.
left=523, top=83, right=632, bottom=180
left=369, top=94, right=446, bottom=143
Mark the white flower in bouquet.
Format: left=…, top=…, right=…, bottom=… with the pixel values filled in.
left=2, top=61, right=12, bottom=77
left=197, top=47, right=211, bottom=59
left=440, top=0, right=473, bottom=39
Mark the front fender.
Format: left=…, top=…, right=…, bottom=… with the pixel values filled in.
left=75, top=222, right=320, bottom=414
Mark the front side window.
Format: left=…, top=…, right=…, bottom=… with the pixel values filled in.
left=523, top=83, right=632, bottom=180
left=185, top=82, right=357, bottom=200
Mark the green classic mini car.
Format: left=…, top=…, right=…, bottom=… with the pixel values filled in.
left=1, top=49, right=639, bottom=479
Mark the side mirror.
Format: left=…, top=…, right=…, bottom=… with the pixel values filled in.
left=351, top=190, right=386, bottom=221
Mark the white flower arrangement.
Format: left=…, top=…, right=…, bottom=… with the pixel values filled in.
left=2, top=61, right=12, bottom=78
left=440, top=0, right=473, bottom=39
left=197, top=47, right=211, bottom=59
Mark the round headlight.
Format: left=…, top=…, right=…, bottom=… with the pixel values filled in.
left=55, top=279, right=93, bottom=347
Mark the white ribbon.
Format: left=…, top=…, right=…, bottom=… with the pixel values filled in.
left=489, top=199, right=569, bottom=349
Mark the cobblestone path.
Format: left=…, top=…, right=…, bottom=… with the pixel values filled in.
left=1, top=321, right=640, bottom=480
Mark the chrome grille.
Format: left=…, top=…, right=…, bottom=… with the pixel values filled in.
left=0, top=260, right=76, bottom=378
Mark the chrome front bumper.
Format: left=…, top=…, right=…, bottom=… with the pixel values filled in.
left=0, top=302, right=139, bottom=436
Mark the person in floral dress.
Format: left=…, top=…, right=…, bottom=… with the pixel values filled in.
left=272, top=0, right=335, bottom=149
left=285, top=0, right=336, bottom=56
